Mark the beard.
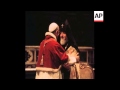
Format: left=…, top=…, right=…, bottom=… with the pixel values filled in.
left=60, top=38, right=68, bottom=45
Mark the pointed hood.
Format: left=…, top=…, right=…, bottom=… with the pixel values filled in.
left=60, top=19, right=80, bottom=53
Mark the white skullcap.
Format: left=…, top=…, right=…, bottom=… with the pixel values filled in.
left=48, top=22, right=59, bottom=32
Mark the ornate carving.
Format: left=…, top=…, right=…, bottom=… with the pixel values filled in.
left=25, top=49, right=33, bottom=63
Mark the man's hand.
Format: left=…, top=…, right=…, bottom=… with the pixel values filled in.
left=67, top=52, right=80, bottom=63
left=68, top=56, right=76, bottom=65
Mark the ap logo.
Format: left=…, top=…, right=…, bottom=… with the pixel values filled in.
left=94, top=11, right=104, bottom=22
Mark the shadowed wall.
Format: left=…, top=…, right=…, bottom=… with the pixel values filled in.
left=25, top=11, right=94, bottom=47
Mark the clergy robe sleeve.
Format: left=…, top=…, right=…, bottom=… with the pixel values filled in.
left=51, top=43, right=68, bottom=63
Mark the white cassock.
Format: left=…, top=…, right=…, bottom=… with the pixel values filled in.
left=35, top=66, right=62, bottom=79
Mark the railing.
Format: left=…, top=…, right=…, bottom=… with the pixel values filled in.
left=25, top=46, right=94, bottom=71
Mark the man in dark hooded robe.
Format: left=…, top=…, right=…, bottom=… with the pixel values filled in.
left=59, top=19, right=94, bottom=79
left=59, top=19, right=81, bottom=79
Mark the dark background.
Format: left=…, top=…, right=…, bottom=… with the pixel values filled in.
left=25, top=11, right=94, bottom=47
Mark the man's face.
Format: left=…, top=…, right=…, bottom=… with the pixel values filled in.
left=60, top=32, right=68, bottom=45
left=55, top=29, right=60, bottom=38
